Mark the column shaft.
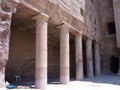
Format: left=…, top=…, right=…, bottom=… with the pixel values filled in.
left=118, top=57, right=120, bottom=75
left=75, top=34, right=83, bottom=80
left=60, top=26, right=69, bottom=84
left=86, top=39, right=94, bottom=78
left=33, top=13, right=49, bottom=89
left=94, top=43, right=101, bottom=76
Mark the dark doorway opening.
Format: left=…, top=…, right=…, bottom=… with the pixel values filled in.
left=92, top=41, right=95, bottom=75
left=107, top=22, right=116, bottom=35
left=110, top=56, right=119, bottom=73
left=82, top=38, right=87, bottom=77
left=70, top=34, right=76, bottom=80
left=48, top=25, right=60, bottom=84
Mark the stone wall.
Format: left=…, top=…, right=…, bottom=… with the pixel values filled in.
left=5, top=29, right=35, bottom=82
left=113, top=0, right=120, bottom=48
left=48, top=31, right=60, bottom=80
left=49, top=0, right=85, bottom=22
left=99, top=0, right=119, bottom=73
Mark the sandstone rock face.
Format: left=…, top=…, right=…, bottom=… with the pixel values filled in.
left=0, top=0, right=12, bottom=87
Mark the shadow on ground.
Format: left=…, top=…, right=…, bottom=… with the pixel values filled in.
left=81, top=73, right=120, bottom=86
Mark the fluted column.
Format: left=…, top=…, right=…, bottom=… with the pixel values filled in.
left=32, top=13, right=49, bottom=89
left=86, top=38, right=94, bottom=78
left=75, top=34, right=83, bottom=80
left=94, top=42, right=101, bottom=76
left=60, top=24, right=69, bottom=84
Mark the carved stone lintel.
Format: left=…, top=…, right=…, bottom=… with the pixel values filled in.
left=32, top=12, right=49, bottom=22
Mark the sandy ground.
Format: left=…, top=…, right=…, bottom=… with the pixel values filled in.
left=47, top=74, right=120, bottom=90
left=1, top=74, right=120, bottom=90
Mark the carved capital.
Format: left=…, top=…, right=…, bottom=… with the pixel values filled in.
left=32, top=13, right=49, bottom=22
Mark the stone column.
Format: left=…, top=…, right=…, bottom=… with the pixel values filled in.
left=94, top=42, right=101, bottom=76
left=32, top=13, right=49, bottom=89
left=75, top=34, right=83, bottom=80
left=86, top=38, right=94, bottom=78
left=117, top=57, right=120, bottom=75
left=60, top=24, right=69, bottom=84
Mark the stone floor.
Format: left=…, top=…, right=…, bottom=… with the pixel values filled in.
left=2, top=74, right=120, bottom=90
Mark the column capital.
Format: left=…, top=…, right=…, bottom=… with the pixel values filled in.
left=32, top=12, right=49, bottom=21
left=87, top=37, right=92, bottom=40
left=57, top=22, right=70, bottom=30
left=95, top=41, right=101, bottom=46
left=86, top=38, right=92, bottom=44
left=76, top=33, right=82, bottom=37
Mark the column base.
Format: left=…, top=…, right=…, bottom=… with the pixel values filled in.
left=118, top=68, right=120, bottom=76
left=87, top=61, right=94, bottom=78
left=0, top=67, right=5, bottom=88
left=35, top=67, right=47, bottom=89
left=60, top=68, right=69, bottom=84
left=117, top=73, right=120, bottom=76
left=76, top=62, right=83, bottom=80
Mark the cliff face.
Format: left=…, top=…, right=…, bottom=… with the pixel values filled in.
left=0, top=0, right=13, bottom=87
